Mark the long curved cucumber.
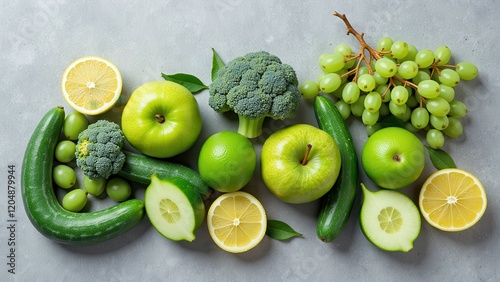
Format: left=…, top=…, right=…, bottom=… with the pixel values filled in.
left=118, top=151, right=212, bottom=200
left=21, top=107, right=145, bottom=245
left=314, top=96, right=358, bottom=242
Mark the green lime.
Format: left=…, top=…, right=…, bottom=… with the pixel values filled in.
left=198, top=131, right=256, bottom=193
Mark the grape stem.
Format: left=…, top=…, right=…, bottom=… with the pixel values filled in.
left=333, top=11, right=422, bottom=105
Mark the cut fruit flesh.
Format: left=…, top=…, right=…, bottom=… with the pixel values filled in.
left=145, top=175, right=205, bottom=242
left=419, top=168, right=487, bottom=232
left=207, top=191, right=267, bottom=253
left=61, top=56, right=122, bottom=115
left=360, top=183, right=421, bottom=252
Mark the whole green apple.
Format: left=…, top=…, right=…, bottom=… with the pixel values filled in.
left=261, top=124, right=341, bottom=204
left=122, top=81, right=202, bottom=158
left=361, top=127, right=425, bottom=189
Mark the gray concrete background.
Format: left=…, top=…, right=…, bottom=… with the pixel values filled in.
left=1, top=0, right=499, bottom=281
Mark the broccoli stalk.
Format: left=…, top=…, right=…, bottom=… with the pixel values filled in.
left=208, top=51, right=301, bottom=138
left=75, top=120, right=126, bottom=180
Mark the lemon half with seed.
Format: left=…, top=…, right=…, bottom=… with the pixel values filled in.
left=419, top=168, right=487, bottom=232
left=207, top=191, right=267, bottom=253
left=61, top=56, right=122, bottom=115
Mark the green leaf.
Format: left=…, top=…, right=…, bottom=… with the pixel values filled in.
left=161, top=73, right=208, bottom=93
left=377, top=115, right=406, bottom=129
left=211, top=48, right=225, bottom=81
left=266, top=219, right=302, bottom=240
left=425, top=146, right=457, bottom=170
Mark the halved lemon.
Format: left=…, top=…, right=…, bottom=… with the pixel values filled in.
left=207, top=191, right=267, bottom=253
left=61, top=56, right=122, bottom=115
left=419, top=168, right=487, bottom=232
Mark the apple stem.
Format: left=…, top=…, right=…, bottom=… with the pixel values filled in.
left=301, top=144, right=313, bottom=165
left=155, top=114, right=165, bottom=123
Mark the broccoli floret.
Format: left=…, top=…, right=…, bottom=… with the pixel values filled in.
left=208, top=51, right=301, bottom=138
left=75, top=120, right=126, bottom=180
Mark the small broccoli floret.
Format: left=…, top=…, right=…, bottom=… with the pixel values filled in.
left=75, top=120, right=126, bottom=180
left=208, top=51, right=301, bottom=138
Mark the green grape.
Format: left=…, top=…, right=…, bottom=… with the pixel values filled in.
left=376, top=85, right=391, bottom=102
left=357, top=66, right=369, bottom=77
left=106, top=177, right=132, bottom=202
left=344, top=57, right=357, bottom=69
left=390, top=40, right=409, bottom=59
left=299, top=80, right=320, bottom=99
left=330, top=84, right=345, bottom=99
left=456, top=62, right=478, bottom=80
left=366, top=124, right=383, bottom=136
left=406, top=93, right=419, bottom=108
left=62, top=189, right=88, bottom=212
left=443, top=117, right=463, bottom=138
left=83, top=175, right=107, bottom=197
left=438, top=69, right=460, bottom=87
left=438, top=84, right=455, bottom=102
left=390, top=86, right=409, bottom=105
left=379, top=102, right=390, bottom=116
left=397, top=60, right=419, bottom=79
left=412, top=71, right=431, bottom=85
left=448, top=100, right=468, bottom=118
left=319, top=73, right=342, bottom=93
left=318, top=53, right=330, bottom=66
left=63, top=111, right=89, bottom=141
left=434, top=46, right=451, bottom=66
left=362, top=109, right=379, bottom=126
left=426, top=97, right=450, bottom=117
left=342, top=81, right=361, bottom=104
left=414, top=49, right=435, bottom=68
left=426, top=129, right=445, bottom=149
left=376, top=37, right=393, bottom=51
left=334, top=44, right=353, bottom=56
left=405, top=122, right=420, bottom=133
left=373, top=72, right=389, bottom=85
left=357, top=74, right=376, bottom=92
left=400, top=44, right=418, bottom=62
left=374, top=57, right=398, bottom=78
left=335, top=100, right=351, bottom=120
left=336, top=68, right=349, bottom=85
left=410, top=107, right=430, bottom=129
left=320, top=53, right=346, bottom=73
left=430, top=114, right=449, bottom=130
left=351, top=95, right=366, bottom=117
left=55, top=140, right=76, bottom=163
left=53, top=164, right=77, bottom=189
left=417, top=80, right=441, bottom=99
left=399, top=105, right=412, bottom=122
left=364, top=92, right=382, bottom=113
left=389, top=100, right=407, bottom=118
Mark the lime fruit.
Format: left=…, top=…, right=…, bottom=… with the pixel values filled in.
left=198, top=131, right=256, bottom=193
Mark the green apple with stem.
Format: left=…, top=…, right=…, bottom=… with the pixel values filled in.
left=121, top=81, right=202, bottom=158
left=261, top=124, right=341, bottom=204
left=361, top=127, right=425, bottom=189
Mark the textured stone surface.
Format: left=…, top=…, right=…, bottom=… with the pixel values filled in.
left=1, top=0, right=499, bottom=281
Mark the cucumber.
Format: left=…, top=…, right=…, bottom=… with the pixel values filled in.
left=314, top=95, right=358, bottom=242
left=118, top=151, right=212, bottom=200
left=21, top=107, right=145, bottom=245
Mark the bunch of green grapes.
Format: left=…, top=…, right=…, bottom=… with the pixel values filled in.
left=299, top=12, right=478, bottom=149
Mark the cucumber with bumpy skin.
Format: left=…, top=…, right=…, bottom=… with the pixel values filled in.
left=21, top=107, right=145, bottom=245
left=118, top=151, right=212, bottom=200
left=314, top=95, right=358, bottom=242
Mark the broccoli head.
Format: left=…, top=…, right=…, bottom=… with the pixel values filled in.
left=208, top=51, right=301, bottom=138
left=75, top=120, right=126, bottom=180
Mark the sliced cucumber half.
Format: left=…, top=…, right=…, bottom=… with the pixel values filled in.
left=359, top=183, right=421, bottom=252
left=145, top=174, right=205, bottom=242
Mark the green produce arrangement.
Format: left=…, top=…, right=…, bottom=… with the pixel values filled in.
left=21, top=11, right=487, bottom=254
